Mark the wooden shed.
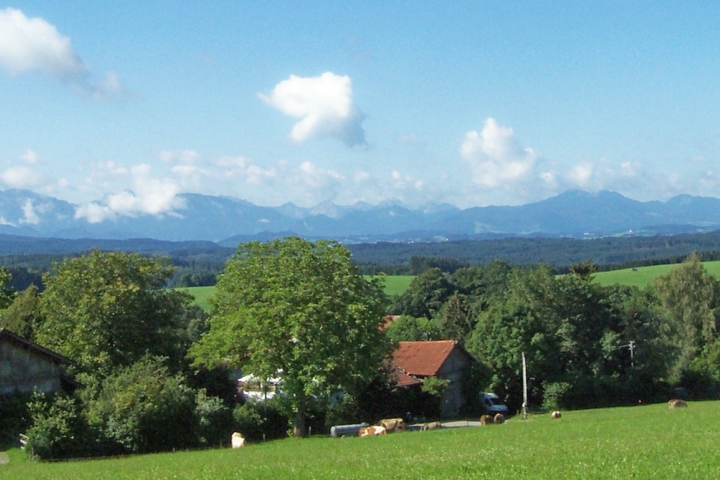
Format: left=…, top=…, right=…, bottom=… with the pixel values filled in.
left=392, top=340, right=476, bottom=418
left=0, top=328, right=77, bottom=396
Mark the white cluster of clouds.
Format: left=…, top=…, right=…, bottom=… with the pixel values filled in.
left=0, top=7, right=127, bottom=99
left=261, top=72, right=366, bottom=147
left=455, top=117, right=701, bottom=206
left=74, top=163, right=186, bottom=223
left=460, top=118, right=544, bottom=204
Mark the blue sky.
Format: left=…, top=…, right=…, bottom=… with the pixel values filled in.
left=2, top=2, right=720, bottom=223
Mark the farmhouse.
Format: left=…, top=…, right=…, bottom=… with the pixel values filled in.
left=237, top=372, right=282, bottom=402
left=392, top=340, right=476, bottom=418
left=0, top=328, right=78, bottom=396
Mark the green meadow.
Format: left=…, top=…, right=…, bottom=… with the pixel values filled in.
left=592, top=260, right=720, bottom=289
left=177, top=286, right=215, bottom=312
left=372, top=275, right=415, bottom=296
left=2, top=401, right=718, bottom=479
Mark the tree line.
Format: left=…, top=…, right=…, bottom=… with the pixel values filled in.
left=8, top=228, right=720, bottom=289
left=386, top=255, right=720, bottom=412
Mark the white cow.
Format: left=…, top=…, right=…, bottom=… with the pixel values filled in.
left=231, top=432, right=246, bottom=448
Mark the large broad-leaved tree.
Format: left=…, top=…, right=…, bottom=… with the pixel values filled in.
left=35, top=248, right=193, bottom=374
left=189, top=237, right=392, bottom=437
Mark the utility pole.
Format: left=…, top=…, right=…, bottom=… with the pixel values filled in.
left=522, top=351, right=528, bottom=420
left=620, top=340, right=636, bottom=368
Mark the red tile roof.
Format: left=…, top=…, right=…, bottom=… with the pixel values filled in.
left=391, top=366, right=424, bottom=387
left=393, top=340, right=458, bottom=377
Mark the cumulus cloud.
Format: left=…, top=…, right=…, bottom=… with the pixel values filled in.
left=75, top=164, right=185, bottom=223
left=280, top=161, right=345, bottom=205
left=0, top=7, right=86, bottom=77
left=456, top=118, right=660, bottom=206
left=260, top=72, right=366, bottom=147
left=461, top=118, right=539, bottom=189
left=20, top=199, right=40, bottom=225
left=0, top=165, right=45, bottom=189
left=0, top=8, right=128, bottom=99
left=20, top=149, right=40, bottom=164
left=161, top=151, right=277, bottom=189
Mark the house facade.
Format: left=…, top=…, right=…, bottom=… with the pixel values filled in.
left=0, top=328, right=76, bottom=396
left=392, top=340, right=476, bottom=418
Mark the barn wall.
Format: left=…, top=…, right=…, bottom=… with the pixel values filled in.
left=437, top=348, right=472, bottom=418
left=0, top=340, right=65, bottom=395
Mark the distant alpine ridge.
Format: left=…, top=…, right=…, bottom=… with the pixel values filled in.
left=1, top=189, right=720, bottom=244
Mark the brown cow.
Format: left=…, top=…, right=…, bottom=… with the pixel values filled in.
left=493, top=413, right=505, bottom=424
left=421, top=421, right=442, bottom=431
left=376, top=418, right=406, bottom=433
left=668, top=399, right=688, bottom=408
left=480, top=414, right=494, bottom=425
left=359, top=426, right=387, bottom=436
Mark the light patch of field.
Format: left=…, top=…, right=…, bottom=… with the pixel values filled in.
left=369, top=275, right=415, bottom=296
left=177, top=286, right=215, bottom=312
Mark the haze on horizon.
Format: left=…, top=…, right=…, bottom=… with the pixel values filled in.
left=2, top=2, right=720, bottom=224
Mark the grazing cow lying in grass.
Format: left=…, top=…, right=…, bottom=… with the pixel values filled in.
left=668, top=399, right=688, bottom=408
left=421, top=421, right=442, bottom=431
left=493, top=413, right=505, bottom=424
left=377, top=418, right=406, bottom=433
left=551, top=411, right=562, bottom=419
left=359, top=426, right=387, bottom=436
left=231, top=432, right=245, bottom=448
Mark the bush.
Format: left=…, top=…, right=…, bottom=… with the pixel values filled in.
left=232, top=401, right=289, bottom=443
left=85, top=356, right=197, bottom=454
left=194, top=389, right=233, bottom=447
left=542, top=381, right=572, bottom=411
left=25, top=392, right=91, bottom=460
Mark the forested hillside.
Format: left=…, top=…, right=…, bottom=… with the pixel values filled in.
left=5, top=229, right=720, bottom=292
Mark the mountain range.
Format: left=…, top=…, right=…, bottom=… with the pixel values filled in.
left=1, top=189, right=720, bottom=244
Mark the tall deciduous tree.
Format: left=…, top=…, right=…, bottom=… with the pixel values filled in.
left=189, top=237, right=392, bottom=437
left=35, top=249, right=192, bottom=373
left=0, top=267, right=14, bottom=310
left=651, top=253, right=720, bottom=381
left=397, top=268, right=454, bottom=318
left=0, top=285, right=42, bottom=341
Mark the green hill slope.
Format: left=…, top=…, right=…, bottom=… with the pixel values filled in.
left=593, top=261, right=720, bottom=288
left=2, top=401, right=716, bottom=479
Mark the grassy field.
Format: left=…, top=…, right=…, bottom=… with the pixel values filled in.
left=2, top=401, right=718, bottom=479
left=593, top=260, right=720, bottom=289
left=177, top=286, right=215, bottom=312
left=371, top=275, right=415, bottom=296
